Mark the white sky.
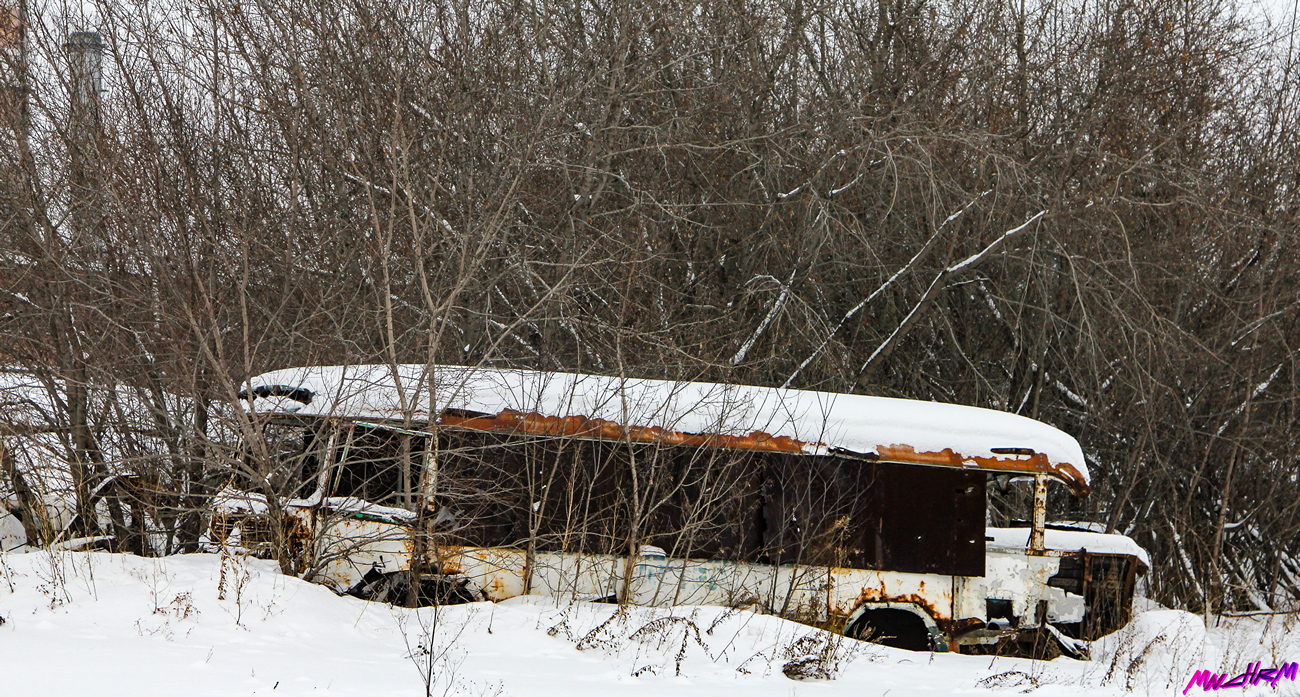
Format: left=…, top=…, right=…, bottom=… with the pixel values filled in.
left=1251, top=0, right=1298, bottom=26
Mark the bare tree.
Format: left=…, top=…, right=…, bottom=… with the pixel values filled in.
left=1, top=0, right=1299, bottom=613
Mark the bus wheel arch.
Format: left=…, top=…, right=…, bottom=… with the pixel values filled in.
left=844, top=602, right=941, bottom=652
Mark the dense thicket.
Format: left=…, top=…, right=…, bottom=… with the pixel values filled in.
left=2, top=0, right=1300, bottom=613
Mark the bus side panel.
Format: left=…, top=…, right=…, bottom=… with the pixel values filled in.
left=313, top=514, right=416, bottom=591
left=828, top=566, right=955, bottom=624
left=952, top=551, right=1085, bottom=633
left=757, top=458, right=986, bottom=578
left=870, top=465, right=985, bottom=577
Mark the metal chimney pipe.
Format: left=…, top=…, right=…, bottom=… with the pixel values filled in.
left=0, top=1, right=26, bottom=139
left=66, top=30, right=103, bottom=244
left=67, top=30, right=103, bottom=135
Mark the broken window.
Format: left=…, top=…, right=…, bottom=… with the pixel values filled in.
left=330, top=425, right=426, bottom=508
left=248, top=423, right=322, bottom=499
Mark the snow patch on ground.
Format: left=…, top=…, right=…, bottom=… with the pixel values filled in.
left=0, top=551, right=1296, bottom=696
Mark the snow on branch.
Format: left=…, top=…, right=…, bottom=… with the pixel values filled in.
left=730, top=269, right=797, bottom=365
left=946, top=209, right=1046, bottom=274
left=341, top=170, right=451, bottom=233
left=777, top=150, right=845, bottom=199
left=1215, top=363, right=1283, bottom=437
left=780, top=192, right=994, bottom=388
left=858, top=210, right=1046, bottom=377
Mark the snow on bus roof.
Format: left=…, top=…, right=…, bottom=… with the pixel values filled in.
left=240, top=365, right=1090, bottom=492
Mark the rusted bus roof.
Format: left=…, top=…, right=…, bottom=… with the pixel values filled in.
left=240, top=365, right=1092, bottom=494
left=437, top=410, right=1090, bottom=493
left=438, top=409, right=809, bottom=453
left=878, top=445, right=1088, bottom=494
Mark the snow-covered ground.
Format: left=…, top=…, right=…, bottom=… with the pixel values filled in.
left=0, top=551, right=1296, bottom=696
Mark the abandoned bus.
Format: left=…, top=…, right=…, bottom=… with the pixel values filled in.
left=213, top=365, right=1148, bottom=656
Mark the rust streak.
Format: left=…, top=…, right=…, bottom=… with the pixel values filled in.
left=848, top=586, right=952, bottom=621
left=876, top=445, right=1089, bottom=495
left=439, top=409, right=809, bottom=453
left=842, top=585, right=981, bottom=638
left=340, top=408, right=1091, bottom=494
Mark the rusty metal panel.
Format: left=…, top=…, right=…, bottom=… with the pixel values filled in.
left=757, top=459, right=984, bottom=577
left=428, top=408, right=1089, bottom=494
left=440, top=409, right=809, bottom=454
left=828, top=567, right=956, bottom=622
left=875, top=444, right=1087, bottom=495
left=873, top=465, right=985, bottom=576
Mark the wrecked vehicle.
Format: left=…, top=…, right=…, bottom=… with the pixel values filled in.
left=0, top=370, right=173, bottom=555
left=213, top=364, right=1148, bottom=656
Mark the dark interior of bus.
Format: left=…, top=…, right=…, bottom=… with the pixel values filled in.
left=261, top=422, right=987, bottom=577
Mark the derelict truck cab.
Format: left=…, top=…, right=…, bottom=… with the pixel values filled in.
left=213, top=365, right=1148, bottom=658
